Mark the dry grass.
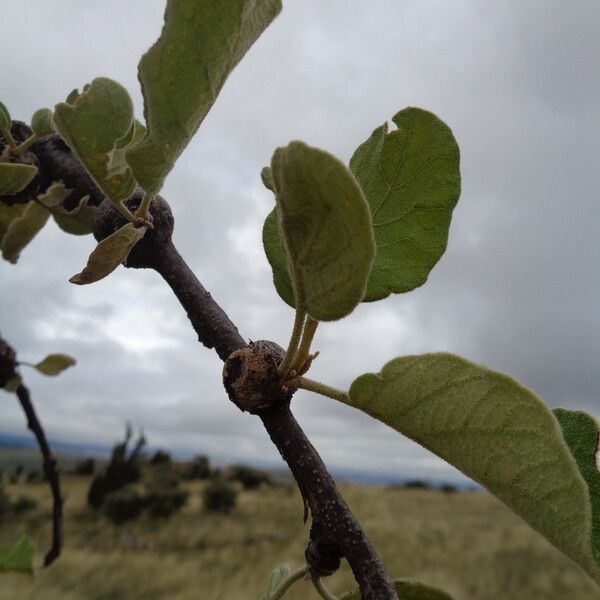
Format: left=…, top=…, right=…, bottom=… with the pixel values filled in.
left=1, top=475, right=598, bottom=599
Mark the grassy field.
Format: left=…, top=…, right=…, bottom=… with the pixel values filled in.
left=0, top=474, right=599, bottom=600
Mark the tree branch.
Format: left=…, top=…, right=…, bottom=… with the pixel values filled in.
left=15, top=383, right=63, bottom=566
left=18, top=136, right=396, bottom=598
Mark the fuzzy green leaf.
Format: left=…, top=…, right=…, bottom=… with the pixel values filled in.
left=262, top=208, right=295, bottom=308
left=0, top=203, right=25, bottom=246
left=30, top=108, right=54, bottom=137
left=0, top=536, right=35, bottom=573
left=3, top=375, right=22, bottom=393
left=0, top=163, right=38, bottom=196
left=263, top=564, right=292, bottom=598
left=342, top=579, right=454, bottom=600
left=0, top=101, right=11, bottom=135
left=554, top=409, right=600, bottom=567
left=34, top=354, right=76, bottom=376
left=126, top=0, right=282, bottom=195
left=268, top=141, right=375, bottom=321
left=1, top=184, right=69, bottom=263
left=349, top=108, right=460, bottom=301
left=53, top=77, right=136, bottom=202
left=52, top=195, right=96, bottom=236
left=348, top=353, right=600, bottom=583
left=69, top=223, right=146, bottom=285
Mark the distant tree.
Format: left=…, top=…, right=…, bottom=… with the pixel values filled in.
left=149, top=449, right=171, bottom=466
left=88, top=425, right=145, bottom=510
left=74, top=458, right=95, bottom=476
left=203, top=479, right=237, bottom=514
left=185, top=455, right=211, bottom=481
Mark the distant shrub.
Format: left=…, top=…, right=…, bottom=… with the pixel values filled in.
left=0, top=484, right=10, bottom=517
left=227, top=465, right=271, bottom=490
left=9, top=465, right=23, bottom=484
left=103, top=488, right=145, bottom=524
left=26, top=470, right=42, bottom=483
left=12, top=495, right=37, bottom=514
left=88, top=424, right=145, bottom=510
left=74, top=458, right=96, bottom=476
left=403, top=480, right=431, bottom=490
left=144, top=463, right=187, bottom=518
left=146, top=489, right=188, bottom=519
left=203, top=479, right=237, bottom=514
left=440, top=484, right=458, bottom=494
left=149, top=450, right=171, bottom=466
left=185, top=455, right=211, bottom=480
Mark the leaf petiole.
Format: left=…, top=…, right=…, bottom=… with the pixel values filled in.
left=13, top=134, right=39, bottom=156
left=312, top=576, right=338, bottom=600
left=135, top=191, right=153, bottom=221
left=278, top=307, right=306, bottom=375
left=290, top=316, right=319, bottom=374
left=295, top=377, right=349, bottom=403
left=270, top=565, right=309, bottom=600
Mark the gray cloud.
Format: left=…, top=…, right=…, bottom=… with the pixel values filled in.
left=1, top=1, right=599, bottom=484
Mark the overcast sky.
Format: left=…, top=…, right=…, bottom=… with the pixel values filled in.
left=1, top=1, right=599, bottom=484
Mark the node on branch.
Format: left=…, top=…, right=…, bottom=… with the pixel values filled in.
left=223, top=340, right=295, bottom=413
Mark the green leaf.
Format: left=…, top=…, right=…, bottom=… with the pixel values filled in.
left=34, top=354, right=76, bottom=376
left=554, top=409, right=600, bottom=566
left=348, top=353, right=600, bottom=583
left=0, top=101, right=11, bottom=135
left=3, top=374, right=22, bottom=393
left=53, top=77, right=136, bottom=202
left=30, top=108, right=54, bottom=137
left=52, top=195, right=97, bottom=236
left=126, top=0, right=282, bottom=195
left=0, top=203, right=25, bottom=245
left=0, top=163, right=38, bottom=195
left=1, top=184, right=70, bottom=263
left=69, top=223, right=146, bottom=285
left=261, top=166, right=275, bottom=192
left=264, top=564, right=292, bottom=598
left=266, top=141, right=375, bottom=321
left=341, top=579, right=454, bottom=600
left=349, top=108, right=461, bottom=301
left=0, top=536, right=36, bottom=573
left=262, top=208, right=295, bottom=308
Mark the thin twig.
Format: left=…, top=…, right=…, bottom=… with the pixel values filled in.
left=15, top=383, right=63, bottom=566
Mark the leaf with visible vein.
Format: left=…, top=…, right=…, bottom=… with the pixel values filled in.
left=69, top=223, right=146, bottom=285
left=341, top=579, right=454, bottom=600
left=262, top=207, right=295, bottom=308
left=0, top=536, right=35, bottom=573
left=268, top=141, right=375, bottom=321
left=53, top=77, right=136, bottom=202
left=0, top=163, right=38, bottom=196
left=348, top=353, right=600, bottom=583
left=35, top=354, right=76, bottom=376
left=350, top=108, right=460, bottom=301
left=554, top=408, right=600, bottom=566
left=1, top=184, right=69, bottom=263
left=126, top=0, right=282, bottom=195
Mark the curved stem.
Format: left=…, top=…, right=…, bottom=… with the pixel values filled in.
left=15, top=383, right=63, bottom=566
left=295, top=377, right=349, bottom=403
left=135, top=191, right=153, bottom=221
left=271, top=565, right=310, bottom=600
left=14, top=133, right=39, bottom=155
left=278, top=307, right=306, bottom=375
left=312, top=577, right=338, bottom=600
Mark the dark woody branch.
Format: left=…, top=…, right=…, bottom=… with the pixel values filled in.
left=5, top=136, right=396, bottom=599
